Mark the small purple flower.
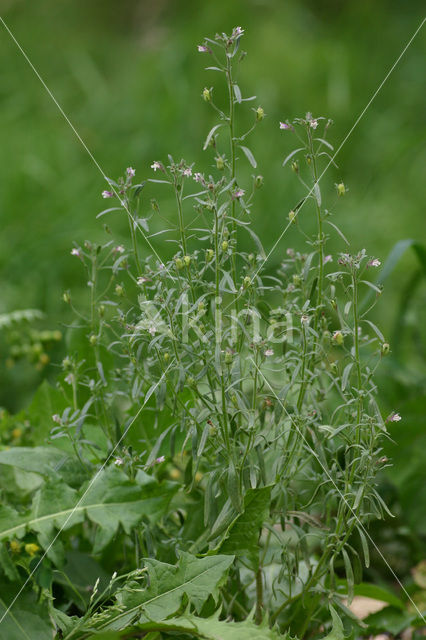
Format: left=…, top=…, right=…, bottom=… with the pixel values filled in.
left=197, top=44, right=208, bottom=52
left=102, top=190, right=114, bottom=198
left=232, top=26, right=244, bottom=37
left=232, top=188, right=245, bottom=200
left=151, top=161, right=163, bottom=172
left=137, top=276, right=148, bottom=285
left=367, top=258, right=381, bottom=268
left=193, top=172, right=204, bottom=184
left=52, top=414, right=61, bottom=424
left=126, top=167, right=135, bottom=178
left=114, top=245, right=125, bottom=254
left=323, top=254, right=333, bottom=264
left=183, top=167, right=192, bottom=177
left=386, top=411, right=401, bottom=423
left=264, top=348, right=274, bottom=357
left=279, top=121, right=292, bottom=130
left=71, top=248, right=81, bottom=257
left=155, top=455, right=165, bottom=464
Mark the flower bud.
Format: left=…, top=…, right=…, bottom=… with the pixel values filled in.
left=175, top=257, right=184, bottom=270
left=381, top=342, right=390, bottom=356
left=330, top=361, right=338, bottom=374
left=243, top=276, right=251, bottom=287
left=206, top=249, right=214, bottom=262
left=336, top=182, right=346, bottom=197
left=216, top=155, right=225, bottom=170
left=115, top=284, right=124, bottom=296
left=332, top=330, right=344, bottom=346
left=62, top=291, right=71, bottom=304
left=202, top=87, right=211, bottom=102
left=288, top=210, right=296, bottom=224
left=99, top=305, right=105, bottom=318
left=291, top=161, right=299, bottom=173
left=222, top=240, right=228, bottom=252
left=224, top=351, right=233, bottom=365
left=255, top=175, right=264, bottom=189
left=89, top=334, right=97, bottom=346
left=163, top=352, right=170, bottom=362
left=292, top=274, right=301, bottom=286
left=256, top=106, right=265, bottom=121
left=183, top=255, right=191, bottom=267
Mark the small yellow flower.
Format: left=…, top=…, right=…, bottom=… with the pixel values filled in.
left=25, top=543, right=40, bottom=557
left=10, top=540, right=21, bottom=554
left=11, top=428, right=22, bottom=440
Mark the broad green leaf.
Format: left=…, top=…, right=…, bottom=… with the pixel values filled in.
left=0, top=444, right=89, bottom=489
left=353, top=583, right=404, bottom=610
left=216, top=485, right=272, bottom=566
left=0, top=467, right=177, bottom=556
left=90, top=553, right=234, bottom=632
left=83, top=611, right=285, bottom=639
left=0, top=581, right=52, bottom=640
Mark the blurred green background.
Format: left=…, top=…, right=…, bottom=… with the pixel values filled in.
left=0, top=0, right=425, bottom=583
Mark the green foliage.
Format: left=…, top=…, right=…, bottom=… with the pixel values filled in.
left=0, top=21, right=418, bottom=640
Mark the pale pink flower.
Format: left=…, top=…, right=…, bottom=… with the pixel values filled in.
left=52, top=414, right=61, bottom=424
left=386, top=412, right=401, bottom=423
left=71, top=248, right=81, bottom=257
left=151, top=161, right=162, bottom=172
left=232, top=188, right=245, bottom=200
left=310, top=119, right=318, bottom=129
left=197, top=44, right=208, bottom=52
left=114, top=457, right=124, bottom=466
left=148, top=326, right=157, bottom=336
left=280, top=122, right=291, bottom=130
left=102, top=190, right=114, bottom=198
left=183, top=167, right=192, bottom=177
left=126, top=167, right=135, bottom=178
left=193, top=172, right=204, bottom=183
left=114, top=245, right=125, bottom=254
left=367, top=258, right=381, bottom=268
left=137, top=276, right=148, bottom=285
left=264, top=348, right=274, bottom=357
left=324, top=255, right=333, bottom=264
left=155, top=455, right=165, bottom=464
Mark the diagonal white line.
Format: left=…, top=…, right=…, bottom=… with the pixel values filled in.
left=251, top=357, right=425, bottom=621
left=226, top=16, right=425, bottom=312
left=0, top=363, right=173, bottom=626
left=0, top=15, right=171, bottom=276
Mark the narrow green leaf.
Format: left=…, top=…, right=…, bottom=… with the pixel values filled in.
left=239, top=145, right=257, bottom=168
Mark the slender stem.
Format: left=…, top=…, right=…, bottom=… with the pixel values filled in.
left=175, top=180, right=187, bottom=255
left=226, top=55, right=237, bottom=292
left=255, top=565, right=264, bottom=624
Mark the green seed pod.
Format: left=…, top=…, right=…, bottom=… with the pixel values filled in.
left=202, top=87, right=211, bottom=102
left=206, top=249, right=214, bottom=262
left=222, top=240, right=228, bottom=252
left=291, top=161, right=299, bottom=173
left=115, top=284, right=124, bottom=296
left=381, top=342, right=390, bottom=355
left=216, top=156, right=224, bottom=170
left=224, top=351, right=233, bottom=365
left=175, top=257, right=184, bottom=270
left=256, top=106, right=265, bottom=121
left=255, top=175, right=264, bottom=189
left=288, top=210, right=296, bottom=224
left=332, top=330, right=344, bottom=346
left=183, top=255, right=191, bottom=267
left=89, top=334, right=97, bottom=346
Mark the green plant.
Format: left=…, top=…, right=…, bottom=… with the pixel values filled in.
left=0, top=27, right=414, bottom=639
